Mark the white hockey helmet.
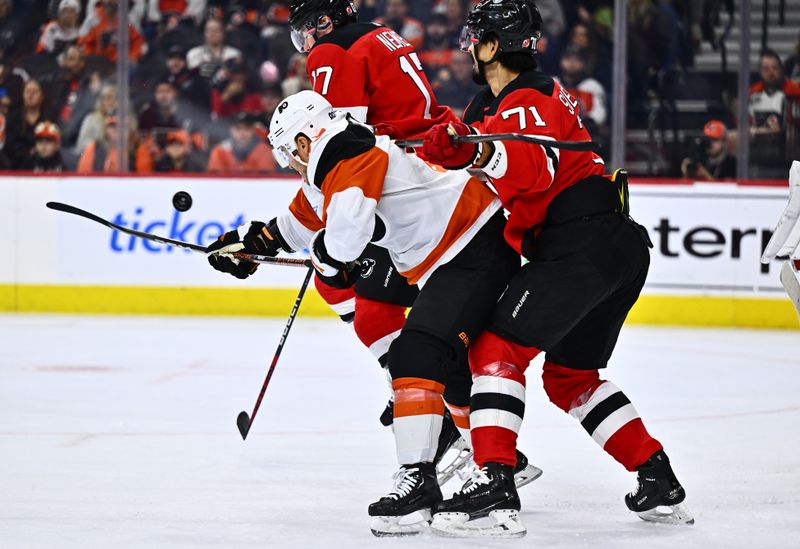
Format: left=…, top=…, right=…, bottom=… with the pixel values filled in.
left=268, top=90, right=337, bottom=168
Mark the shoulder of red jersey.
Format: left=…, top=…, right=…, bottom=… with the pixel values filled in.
left=311, top=22, right=384, bottom=53
left=312, top=121, right=377, bottom=189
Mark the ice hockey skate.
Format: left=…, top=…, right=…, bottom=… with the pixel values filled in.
left=368, top=462, right=442, bottom=537
left=430, top=462, right=526, bottom=538
left=434, top=410, right=471, bottom=484
left=513, top=450, right=543, bottom=488
left=625, top=450, right=694, bottom=525
left=457, top=450, right=543, bottom=490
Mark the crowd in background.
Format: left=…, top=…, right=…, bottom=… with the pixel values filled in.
left=0, top=0, right=797, bottom=176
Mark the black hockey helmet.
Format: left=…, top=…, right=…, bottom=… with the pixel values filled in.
left=460, top=0, right=543, bottom=55
left=289, top=0, right=358, bottom=50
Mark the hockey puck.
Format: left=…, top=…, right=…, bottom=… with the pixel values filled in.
left=172, top=191, right=193, bottom=212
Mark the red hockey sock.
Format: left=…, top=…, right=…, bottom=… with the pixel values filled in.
left=468, top=331, right=541, bottom=467
left=542, top=361, right=663, bottom=472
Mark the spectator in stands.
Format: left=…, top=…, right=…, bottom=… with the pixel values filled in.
left=78, top=115, right=153, bottom=173
left=162, top=45, right=208, bottom=110
left=627, top=0, right=672, bottom=105
left=5, top=79, right=50, bottom=168
left=19, top=121, right=65, bottom=172
left=749, top=49, right=800, bottom=177
left=224, top=4, right=261, bottom=61
left=154, top=129, right=205, bottom=172
left=138, top=78, right=194, bottom=133
left=566, top=20, right=612, bottom=90
left=187, top=18, right=241, bottom=83
left=76, top=84, right=118, bottom=153
left=210, top=56, right=261, bottom=119
left=558, top=46, right=607, bottom=131
left=0, top=0, right=22, bottom=59
left=78, top=0, right=146, bottom=64
left=146, top=0, right=206, bottom=28
left=785, top=33, right=800, bottom=83
left=535, top=0, right=566, bottom=45
left=0, top=54, right=24, bottom=113
left=37, top=0, right=81, bottom=58
left=207, top=111, right=275, bottom=173
left=681, top=120, right=736, bottom=180
left=81, top=0, right=145, bottom=34
left=259, top=2, right=294, bottom=80
left=434, top=51, right=480, bottom=117
left=441, top=0, right=466, bottom=47
left=749, top=50, right=800, bottom=137
left=374, top=0, right=424, bottom=50
left=281, top=53, right=311, bottom=97
left=418, top=13, right=453, bottom=80
left=0, top=111, right=9, bottom=168
left=257, top=84, right=282, bottom=127
left=45, top=45, right=102, bottom=148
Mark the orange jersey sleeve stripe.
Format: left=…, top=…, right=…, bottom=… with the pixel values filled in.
left=392, top=377, right=446, bottom=394
left=288, top=189, right=324, bottom=233
left=400, top=176, right=498, bottom=285
left=320, top=147, right=389, bottom=219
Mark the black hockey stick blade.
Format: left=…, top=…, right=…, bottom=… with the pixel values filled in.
left=397, top=133, right=599, bottom=152
left=237, top=411, right=252, bottom=440
left=47, top=201, right=312, bottom=267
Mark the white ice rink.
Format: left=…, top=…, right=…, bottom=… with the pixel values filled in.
left=1, top=314, right=799, bottom=548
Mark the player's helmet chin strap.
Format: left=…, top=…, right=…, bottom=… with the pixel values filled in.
left=472, top=48, right=501, bottom=86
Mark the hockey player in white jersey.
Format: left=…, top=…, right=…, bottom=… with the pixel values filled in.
left=207, top=90, right=529, bottom=535
left=762, top=160, right=800, bottom=318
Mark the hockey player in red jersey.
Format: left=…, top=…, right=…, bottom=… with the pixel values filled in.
left=284, top=0, right=546, bottom=491
left=422, top=0, right=692, bottom=537
left=286, top=0, right=458, bottom=420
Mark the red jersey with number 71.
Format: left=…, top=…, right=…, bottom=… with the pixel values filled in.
left=463, top=70, right=606, bottom=255
left=306, top=22, right=457, bottom=138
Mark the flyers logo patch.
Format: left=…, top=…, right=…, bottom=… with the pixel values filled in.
left=278, top=101, right=289, bottom=114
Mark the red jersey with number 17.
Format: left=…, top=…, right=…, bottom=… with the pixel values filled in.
left=306, top=22, right=456, bottom=138
left=463, top=70, right=606, bottom=255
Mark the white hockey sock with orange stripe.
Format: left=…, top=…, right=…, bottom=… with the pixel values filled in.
left=392, top=378, right=445, bottom=464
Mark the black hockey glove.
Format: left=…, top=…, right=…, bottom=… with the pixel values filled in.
left=206, top=219, right=292, bottom=280
left=310, top=229, right=361, bottom=289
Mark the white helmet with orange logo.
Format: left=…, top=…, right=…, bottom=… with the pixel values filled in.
left=268, top=90, right=343, bottom=167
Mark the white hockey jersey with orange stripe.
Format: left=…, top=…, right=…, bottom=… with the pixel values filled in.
left=275, top=118, right=502, bottom=286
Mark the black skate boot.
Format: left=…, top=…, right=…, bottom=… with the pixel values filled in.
left=625, top=450, right=694, bottom=525
left=368, top=462, right=442, bottom=536
left=431, top=462, right=525, bottom=538
left=513, top=450, right=543, bottom=488
left=433, top=410, right=471, bottom=484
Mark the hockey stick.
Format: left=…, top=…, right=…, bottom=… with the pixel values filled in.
left=396, top=132, right=600, bottom=152
left=46, top=201, right=312, bottom=268
left=237, top=266, right=315, bottom=440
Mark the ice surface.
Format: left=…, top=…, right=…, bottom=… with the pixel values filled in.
left=1, top=314, right=799, bottom=548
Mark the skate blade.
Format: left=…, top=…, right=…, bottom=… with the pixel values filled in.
left=369, top=509, right=432, bottom=537
left=431, top=509, right=526, bottom=538
left=636, top=503, right=695, bottom=525
left=436, top=439, right=472, bottom=485
left=515, top=463, right=543, bottom=489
